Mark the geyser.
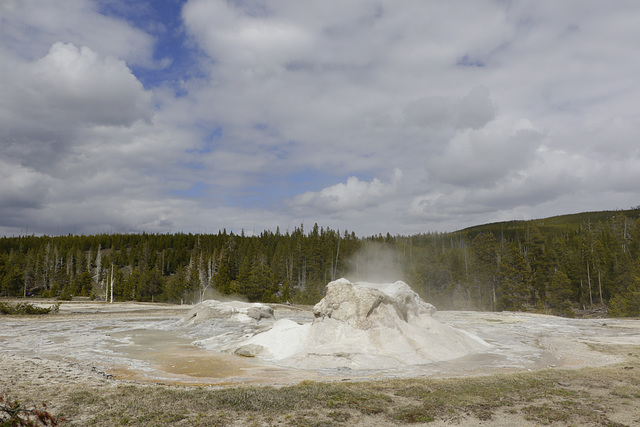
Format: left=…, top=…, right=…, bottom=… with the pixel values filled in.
left=242, top=279, right=489, bottom=369
left=187, top=279, right=489, bottom=371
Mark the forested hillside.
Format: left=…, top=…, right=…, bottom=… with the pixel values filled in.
left=1, top=209, right=639, bottom=317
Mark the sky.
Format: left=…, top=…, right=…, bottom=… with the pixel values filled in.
left=1, top=0, right=640, bottom=237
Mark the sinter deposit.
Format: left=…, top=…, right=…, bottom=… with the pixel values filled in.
left=181, top=300, right=277, bottom=351
left=186, top=279, right=489, bottom=370
left=182, top=300, right=275, bottom=324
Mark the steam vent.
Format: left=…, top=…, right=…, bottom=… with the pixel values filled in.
left=222, top=279, right=490, bottom=370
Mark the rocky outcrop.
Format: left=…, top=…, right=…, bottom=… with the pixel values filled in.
left=312, top=278, right=436, bottom=329
left=180, top=300, right=276, bottom=355
left=234, top=344, right=265, bottom=357
left=182, top=300, right=274, bottom=325
left=247, top=306, right=275, bottom=321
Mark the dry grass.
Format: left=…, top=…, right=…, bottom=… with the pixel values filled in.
left=6, top=352, right=639, bottom=426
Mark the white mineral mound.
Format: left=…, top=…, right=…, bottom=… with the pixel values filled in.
left=181, top=300, right=276, bottom=351
left=239, top=279, right=489, bottom=370
left=182, top=300, right=275, bottom=325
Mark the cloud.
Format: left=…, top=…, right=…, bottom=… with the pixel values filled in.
left=188, top=3, right=310, bottom=64
left=0, top=42, right=153, bottom=172
left=407, top=144, right=608, bottom=228
left=0, top=159, right=48, bottom=216
left=0, top=0, right=154, bottom=65
left=26, top=42, right=151, bottom=126
left=427, top=117, right=544, bottom=187
left=404, top=86, right=497, bottom=130
left=2, top=1, right=640, bottom=237
left=291, top=169, right=402, bottom=215
left=0, top=39, right=173, bottom=235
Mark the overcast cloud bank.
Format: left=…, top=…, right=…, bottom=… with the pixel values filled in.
left=1, top=0, right=639, bottom=236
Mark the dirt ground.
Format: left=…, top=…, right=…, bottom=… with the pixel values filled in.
left=1, top=300, right=640, bottom=426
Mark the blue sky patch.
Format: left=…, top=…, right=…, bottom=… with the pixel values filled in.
left=457, top=55, right=485, bottom=67
left=98, top=0, right=199, bottom=89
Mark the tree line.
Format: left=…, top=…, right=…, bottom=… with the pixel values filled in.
left=0, top=225, right=358, bottom=306
left=1, top=210, right=639, bottom=317
left=408, top=210, right=640, bottom=317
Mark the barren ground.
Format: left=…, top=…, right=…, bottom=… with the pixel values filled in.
left=1, top=299, right=640, bottom=426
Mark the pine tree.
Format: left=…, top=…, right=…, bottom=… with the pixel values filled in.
left=527, top=226, right=552, bottom=305
left=548, top=269, right=575, bottom=316
left=471, top=233, right=499, bottom=310
left=497, top=242, right=531, bottom=311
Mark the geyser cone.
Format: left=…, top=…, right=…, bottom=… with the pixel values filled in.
left=242, top=279, right=489, bottom=370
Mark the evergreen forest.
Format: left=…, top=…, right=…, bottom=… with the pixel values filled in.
left=1, top=209, right=640, bottom=317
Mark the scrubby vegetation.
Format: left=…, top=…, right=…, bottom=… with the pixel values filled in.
left=1, top=208, right=640, bottom=316
left=0, top=395, right=63, bottom=426
left=0, top=302, right=58, bottom=316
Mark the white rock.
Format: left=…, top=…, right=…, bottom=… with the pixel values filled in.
left=181, top=300, right=274, bottom=325
left=234, top=344, right=265, bottom=357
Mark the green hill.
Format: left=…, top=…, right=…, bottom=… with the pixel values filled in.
left=455, top=208, right=640, bottom=241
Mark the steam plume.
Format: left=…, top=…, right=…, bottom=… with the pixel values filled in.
left=345, top=241, right=405, bottom=283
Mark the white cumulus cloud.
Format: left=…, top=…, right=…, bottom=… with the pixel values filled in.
left=427, top=117, right=544, bottom=187
left=291, top=169, right=403, bottom=214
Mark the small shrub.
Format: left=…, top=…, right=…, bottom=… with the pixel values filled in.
left=57, top=289, right=73, bottom=301
left=388, top=405, right=435, bottom=423
left=0, top=302, right=13, bottom=315
left=0, top=394, right=64, bottom=426
left=0, top=302, right=57, bottom=316
left=15, top=303, right=52, bottom=315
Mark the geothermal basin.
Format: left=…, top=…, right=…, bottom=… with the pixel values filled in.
left=2, top=279, right=640, bottom=387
